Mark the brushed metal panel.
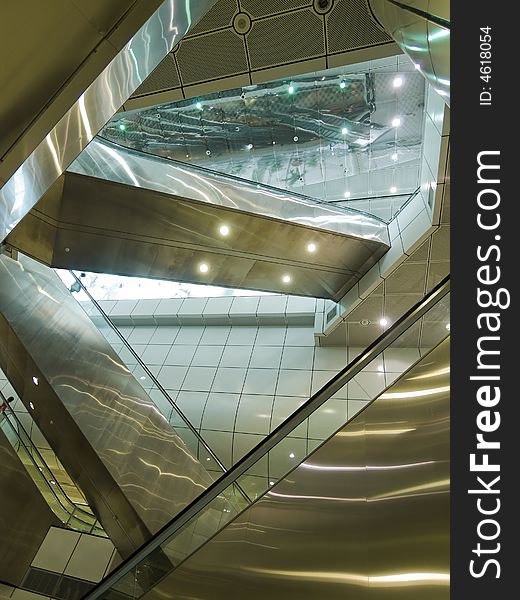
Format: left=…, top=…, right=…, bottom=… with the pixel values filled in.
left=0, top=0, right=216, bottom=242
left=144, top=338, right=449, bottom=600
left=7, top=139, right=389, bottom=300
left=70, top=139, right=390, bottom=244
left=365, top=339, right=450, bottom=599
left=368, top=0, right=450, bottom=104
left=0, top=254, right=213, bottom=558
left=0, top=427, right=58, bottom=586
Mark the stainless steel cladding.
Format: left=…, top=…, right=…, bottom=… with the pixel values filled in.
left=0, top=254, right=213, bottom=558
left=0, top=0, right=216, bottom=243
left=144, top=339, right=450, bottom=600
left=368, top=0, right=450, bottom=104
left=0, top=427, right=58, bottom=586
left=7, top=139, right=389, bottom=300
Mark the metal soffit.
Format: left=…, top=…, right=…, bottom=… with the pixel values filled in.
left=0, top=254, right=214, bottom=558
left=0, top=0, right=217, bottom=244
left=7, top=141, right=390, bottom=299
left=0, top=0, right=162, bottom=178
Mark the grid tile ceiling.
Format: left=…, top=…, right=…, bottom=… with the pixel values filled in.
left=126, top=0, right=394, bottom=105
left=101, top=57, right=425, bottom=221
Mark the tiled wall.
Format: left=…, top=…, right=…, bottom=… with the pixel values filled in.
left=0, top=528, right=118, bottom=600
left=320, top=83, right=450, bottom=339
left=95, top=310, right=421, bottom=475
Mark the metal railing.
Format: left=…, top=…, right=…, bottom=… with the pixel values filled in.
left=0, top=391, right=104, bottom=535
left=83, top=275, right=450, bottom=599
left=69, top=271, right=251, bottom=502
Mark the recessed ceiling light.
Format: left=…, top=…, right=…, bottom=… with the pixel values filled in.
left=199, top=263, right=209, bottom=274
left=344, top=191, right=351, bottom=198
left=272, top=140, right=276, bottom=145
left=288, top=85, right=295, bottom=94
left=307, top=243, right=317, bottom=253
left=390, top=186, right=397, bottom=194
left=32, top=376, right=39, bottom=385
left=289, top=452, right=295, bottom=458
left=391, top=153, right=398, bottom=161
left=206, top=457, right=211, bottom=461
left=206, top=149, right=211, bottom=155
left=195, top=102, right=202, bottom=109
left=219, top=224, right=230, bottom=236
left=246, top=143, right=253, bottom=150
left=379, top=317, right=389, bottom=327
left=341, top=127, right=348, bottom=135
left=391, top=117, right=401, bottom=127
left=293, top=136, right=299, bottom=142
left=269, top=481, right=274, bottom=486
left=340, top=81, right=346, bottom=89
left=118, top=123, right=126, bottom=131
left=393, top=76, right=403, bottom=88
left=139, top=376, right=146, bottom=380
left=282, top=274, right=292, bottom=284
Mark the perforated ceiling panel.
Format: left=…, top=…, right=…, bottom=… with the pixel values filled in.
left=123, top=0, right=395, bottom=109
left=327, top=0, right=391, bottom=53
left=133, top=55, right=181, bottom=96
left=247, top=9, right=324, bottom=70
left=177, top=29, right=249, bottom=84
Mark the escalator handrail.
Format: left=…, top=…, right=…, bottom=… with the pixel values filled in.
left=83, top=274, right=450, bottom=600
left=69, top=271, right=244, bottom=490
left=95, top=136, right=393, bottom=226
left=0, top=393, right=102, bottom=531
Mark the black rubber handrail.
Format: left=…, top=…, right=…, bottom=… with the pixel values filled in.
left=83, top=275, right=450, bottom=600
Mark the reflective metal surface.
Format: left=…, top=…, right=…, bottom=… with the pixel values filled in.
left=0, top=426, right=58, bottom=586
left=0, top=0, right=162, bottom=178
left=100, top=59, right=426, bottom=220
left=0, top=254, right=213, bottom=558
left=1, top=390, right=105, bottom=536
left=71, top=138, right=390, bottom=242
left=0, top=0, right=216, bottom=243
left=83, top=278, right=449, bottom=600
left=8, top=139, right=389, bottom=300
left=368, top=0, right=450, bottom=104
left=146, top=338, right=449, bottom=600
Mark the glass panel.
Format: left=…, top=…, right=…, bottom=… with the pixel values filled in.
left=99, top=57, right=426, bottom=222
left=1, top=402, right=107, bottom=535
left=67, top=273, right=227, bottom=480
left=91, top=287, right=449, bottom=599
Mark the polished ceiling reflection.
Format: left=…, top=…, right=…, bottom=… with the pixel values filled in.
left=101, top=57, right=425, bottom=222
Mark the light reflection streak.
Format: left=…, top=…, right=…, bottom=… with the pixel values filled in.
left=302, top=460, right=436, bottom=472
left=267, top=490, right=363, bottom=503
left=380, top=385, right=449, bottom=399
left=243, top=567, right=448, bottom=586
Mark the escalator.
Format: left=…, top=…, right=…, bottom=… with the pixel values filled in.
left=0, top=392, right=104, bottom=535
left=0, top=0, right=216, bottom=244
left=6, top=137, right=390, bottom=300
left=82, top=276, right=450, bottom=600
